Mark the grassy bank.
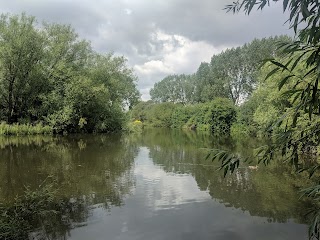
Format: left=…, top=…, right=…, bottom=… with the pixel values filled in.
left=0, top=122, right=53, bottom=136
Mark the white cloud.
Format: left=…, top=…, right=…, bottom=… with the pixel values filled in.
left=134, top=30, right=227, bottom=100
left=139, top=88, right=151, bottom=101
left=124, top=8, right=132, bottom=15
left=134, top=60, right=174, bottom=76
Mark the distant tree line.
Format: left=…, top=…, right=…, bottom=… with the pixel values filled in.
left=0, top=13, right=140, bottom=133
left=131, top=36, right=296, bottom=136
left=150, top=36, right=290, bottom=105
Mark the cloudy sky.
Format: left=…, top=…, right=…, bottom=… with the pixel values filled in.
left=0, top=0, right=291, bottom=100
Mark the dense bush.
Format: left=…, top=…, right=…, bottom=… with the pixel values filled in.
left=184, top=98, right=236, bottom=135
left=210, top=98, right=237, bottom=135
left=171, top=104, right=198, bottom=129
left=130, top=101, right=176, bottom=128
left=145, top=102, right=176, bottom=128
left=130, top=98, right=236, bottom=136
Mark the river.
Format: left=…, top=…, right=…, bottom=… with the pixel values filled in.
left=0, top=129, right=310, bottom=239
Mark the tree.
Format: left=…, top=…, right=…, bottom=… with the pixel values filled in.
left=130, top=100, right=154, bottom=122
left=218, top=1, right=320, bottom=238
left=0, top=13, right=140, bottom=133
left=38, top=23, right=92, bottom=120
left=211, top=47, right=249, bottom=104
left=210, top=36, right=289, bottom=104
left=89, top=54, right=140, bottom=109
left=0, top=13, right=44, bottom=123
left=150, top=74, right=195, bottom=104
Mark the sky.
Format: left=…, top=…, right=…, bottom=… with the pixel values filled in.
left=0, top=0, right=291, bottom=100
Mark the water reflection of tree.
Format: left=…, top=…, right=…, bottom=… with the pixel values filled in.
left=137, top=129, right=312, bottom=224
left=0, top=134, right=138, bottom=239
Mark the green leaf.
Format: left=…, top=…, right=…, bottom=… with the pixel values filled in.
left=283, top=0, right=289, bottom=11
left=303, top=66, right=317, bottom=78
left=271, top=60, right=290, bottom=71
left=278, top=75, right=295, bottom=90
left=309, top=165, right=320, bottom=178
left=223, top=165, right=229, bottom=177
left=265, top=67, right=280, bottom=80
left=301, top=2, right=311, bottom=19
left=291, top=52, right=308, bottom=71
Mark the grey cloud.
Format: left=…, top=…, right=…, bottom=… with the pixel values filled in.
left=0, top=0, right=290, bottom=54
left=154, top=1, right=290, bottom=46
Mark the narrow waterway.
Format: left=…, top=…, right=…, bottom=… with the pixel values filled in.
left=0, top=129, right=310, bottom=239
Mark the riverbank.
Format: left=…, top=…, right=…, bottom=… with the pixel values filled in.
left=0, top=122, right=53, bottom=135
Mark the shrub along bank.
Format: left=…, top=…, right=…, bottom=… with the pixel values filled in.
left=130, top=98, right=236, bottom=136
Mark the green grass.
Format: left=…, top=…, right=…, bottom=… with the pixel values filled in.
left=0, top=122, right=53, bottom=136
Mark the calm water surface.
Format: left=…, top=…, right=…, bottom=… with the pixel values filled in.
left=0, top=129, right=310, bottom=239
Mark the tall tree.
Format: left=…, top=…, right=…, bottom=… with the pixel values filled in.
left=150, top=74, right=194, bottom=104
left=210, top=36, right=289, bottom=104
left=0, top=13, right=44, bottom=123
left=194, top=62, right=228, bottom=102
left=39, top=23, right=92, bottom=117
left=89, top=54, right=140, bottom=109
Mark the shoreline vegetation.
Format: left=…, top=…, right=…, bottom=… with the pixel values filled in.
left=0, top=13, right=140, bottom=135
left=129, top=98, right=237, bottom=136
left=0, top=122, right=53, bottom=136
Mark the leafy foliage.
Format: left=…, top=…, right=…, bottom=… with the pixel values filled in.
left=224, top=1, right=320, bottom=238
left=0, top=13, right=140, bottom=133
left=150, top=74, right=195, bottom=104
left=130, top=101, right=176, bottom=128
left=130, top=98, right=236, bottom=136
